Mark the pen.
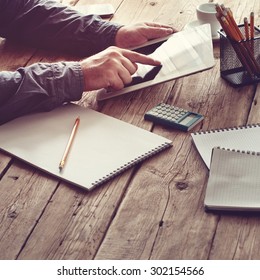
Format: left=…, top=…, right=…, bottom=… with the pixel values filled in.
left=59, top=117, right=80, bottom=172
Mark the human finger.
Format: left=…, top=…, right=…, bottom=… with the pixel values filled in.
left=121, top=49, right=161, bottom=66
left=118, top=65, right=133, bottom=85
left=142, top=25, right=175, bottom=39
left=120, top=56, right=138, bottom=75
left=109, top=71, right=127, bottom=90
left=144, top=22, right=178, bottom=32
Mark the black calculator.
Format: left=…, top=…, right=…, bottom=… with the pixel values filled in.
left=144, top=103, right=204, bottom=131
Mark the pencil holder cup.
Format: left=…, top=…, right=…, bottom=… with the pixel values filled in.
left=219, top=24, right=260, bottom=86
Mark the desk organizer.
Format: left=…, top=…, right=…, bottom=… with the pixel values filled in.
left=219, top=25, right=260, bottom=86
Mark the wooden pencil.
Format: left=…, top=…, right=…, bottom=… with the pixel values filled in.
left=59, top=117, right=80, bottom=171
left=244, top=17, right=250, bottom=40
left=216, top=6, right=260, bottom=77
left=250, top=12, right=255, bottom=39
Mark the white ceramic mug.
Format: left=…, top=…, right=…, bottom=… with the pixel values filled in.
left=196, top=3, right=220, bottom=38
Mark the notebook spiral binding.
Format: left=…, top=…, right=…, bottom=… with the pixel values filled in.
left=215, top=146, right=260, bottom=156
left=91, top=142, right=172, bottom=187
left=193, top=123, right=260, bottom=135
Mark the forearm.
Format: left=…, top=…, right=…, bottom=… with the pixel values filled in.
left=0, top=62, right=84, bottom=125
left=0, top=0, right=122, bottom=56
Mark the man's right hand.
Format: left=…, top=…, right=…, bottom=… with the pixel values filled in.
left=80, top=46, right=161, bottom=91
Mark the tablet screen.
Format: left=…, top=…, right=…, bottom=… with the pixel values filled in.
left=97, top=24, right=215, bottom=100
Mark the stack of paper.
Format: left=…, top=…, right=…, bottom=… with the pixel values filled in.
left=191, top=124, right=260, bottom=211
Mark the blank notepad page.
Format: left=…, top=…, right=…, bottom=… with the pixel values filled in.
left=191, top=124, right=260, bottom=168
left=204, top=147, right=260, bottom=211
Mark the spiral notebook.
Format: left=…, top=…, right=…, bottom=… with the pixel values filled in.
left=204, top=147, right=260, bottom=211
left=0, top=104, right=172, bottom=190
left=191, top=124, right=260, bottom=169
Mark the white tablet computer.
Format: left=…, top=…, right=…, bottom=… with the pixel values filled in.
left=96, top=24, right=215, bottom=101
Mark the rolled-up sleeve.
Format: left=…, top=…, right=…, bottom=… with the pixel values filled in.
left=0, top=62, right=84, bottom=125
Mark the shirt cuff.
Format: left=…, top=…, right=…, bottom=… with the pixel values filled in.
left=51, top=61, right=84, bottom=103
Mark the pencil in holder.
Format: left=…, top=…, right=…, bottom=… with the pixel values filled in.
left=219, top=24, right=260, bottom=86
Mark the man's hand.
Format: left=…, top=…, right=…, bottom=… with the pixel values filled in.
left=115, top=22, right=177, bottom=49
left=80, top=46, right=161, bottom=91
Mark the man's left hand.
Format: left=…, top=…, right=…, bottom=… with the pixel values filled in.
left=115, top=22, right=177, bottom=49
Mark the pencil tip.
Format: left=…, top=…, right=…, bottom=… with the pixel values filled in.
left=59, top=163, right=64, bottom=172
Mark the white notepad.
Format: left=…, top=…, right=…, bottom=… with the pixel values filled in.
left=0, top=104, right=172, bottom=190
left=191, top=124, right=260, bottom=169
left=204, top=147, right=260, bottom=211
left=97, top=24, right=215, bottom=100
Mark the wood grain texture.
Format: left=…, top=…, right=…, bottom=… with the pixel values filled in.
left=18, top=171, right=135, bottom=259
left=0, top=152, right=12, bottom=176
left=0, top=162, right=58, bottom=259
left=0, top=0, right=259, bottom=260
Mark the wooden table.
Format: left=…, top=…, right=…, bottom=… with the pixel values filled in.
left=0, top=0, right=259, bottom=260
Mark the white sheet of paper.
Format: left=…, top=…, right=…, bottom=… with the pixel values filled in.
left=191, top=124, right=260, bottom=169
left=205, top=147, right=260, bottom=211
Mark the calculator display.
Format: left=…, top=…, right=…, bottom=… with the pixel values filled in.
left=179, top=114, right=197, bottom=125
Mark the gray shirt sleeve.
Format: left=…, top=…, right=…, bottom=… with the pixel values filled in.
left=0, top=62, right=84, bottom=125
left=0, top=0, right=123, bottom=124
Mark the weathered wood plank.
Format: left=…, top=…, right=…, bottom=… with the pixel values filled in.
left=18, top=170, right=133, bottom=259
left=0, top=0, right=259, bottom=261
left=95, top=134, right=210, bottom=259
left=0, top=152, right=12, bottom=176
left=248, top=85, right=260, bottom=124
left=208, top=215, right=260, bottom=259
left=0, top=162, right=58, bottom=259
left=95, top=0, right=259, bottom=259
